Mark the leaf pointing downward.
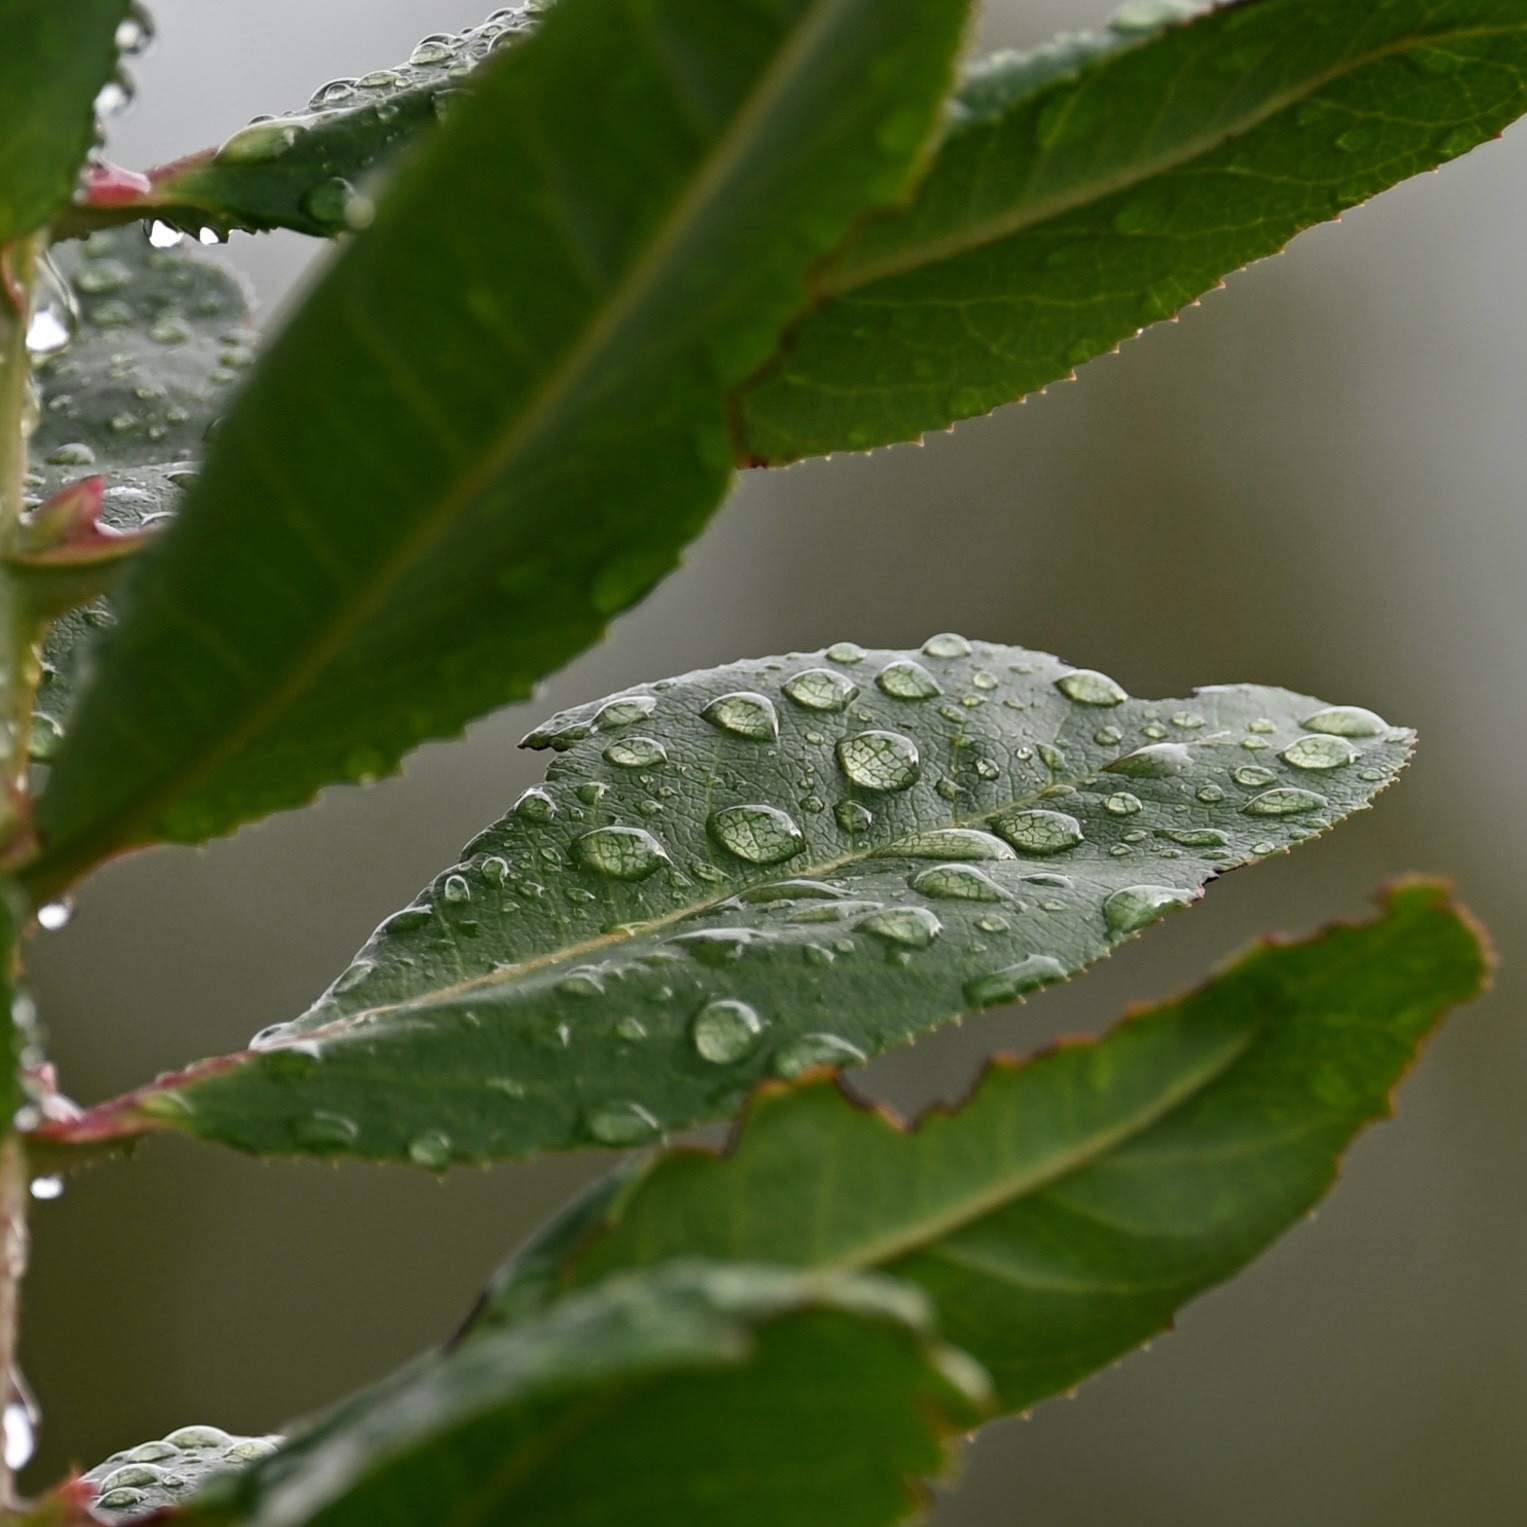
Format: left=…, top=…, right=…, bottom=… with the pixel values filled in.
left=32, top=639, right=1413, bottom=1170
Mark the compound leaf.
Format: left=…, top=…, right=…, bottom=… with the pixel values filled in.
left=31, top=640, right=1412, bottom=1169
left=24, top=0, right=971, bottom=899
left=737, top=0, right=1527, bottom=461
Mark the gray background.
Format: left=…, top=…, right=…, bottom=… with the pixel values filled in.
left=18, top=2, right=1527, bottom=1521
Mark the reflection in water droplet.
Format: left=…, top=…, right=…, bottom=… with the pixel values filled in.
left=1104, top=884, right=1194, bottom=933
left=886, top=829, right=1015, bottom=862
left=710, top=805, right=805, bottom=864
left=28, top=1177, right=62, bottom=1201
left=859, top=907, right=941, bottom=947
left=911, top=864, right=1006, bottom=901
left=1055, top=669, right=1127, bottom=706
left=148, top=220, right=184, bottom=248
left=1106, top=743, right=1191, bottom=777
left=964, top=955, right=1067, bottom=1007
left=586, top=1101, right=661, bottom=1145
left=25, top=254, right=78, bottom=359
left=37, top=899, right=72, bottom=931
left=1243, top=788, right=1327, bottom=817
left=774, top=1032, right=867, bottom=1078
left=596, top=695, right=657, bottom=730
left=995, top=810, right=1083, bottom=855
left=1103, top=792, right=1142, bottom=816
left=837, top=730, right=920, bottom=792
left=703, top=692, right=779, bottom=740
left=1302, top=705, right=1387, bottom=737
left=826, top=642, right=866, bottom=664
left=692, top=999, right=765, bottom=1064
left=783, top=668, right=857, bottom=711
left=923, top=633, right=972, bottom=659
left=876, top=660, right=941, bottom=700
left=515, top=788, right=556, bottom=821
left=1281, top=735, right=1357, bottom=770
left=604, top=736, right=666, bottom=768
left=835, top=800, right=873, bottom=833
left=408, top=1132, right=453, bottom=1169
left=575, top=827, right=668, bottom=879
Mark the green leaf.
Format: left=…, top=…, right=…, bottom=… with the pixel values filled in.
left=59, top=10, right=538, bottom=241
left=0, top=0, right=133, bottom=243
left=23, top=0, right=972, bottom=899
left=736, top=0, right=1527, bottom=462
left=30, top=640, right=1411, bottom=1169
left=26, top=227, right=253, bottom=759
left=170, top=1263, right=984, bottom=1527
left=81, top=1427, right=282, bottom=1524
left=495, top=881, right=1489, bottom=1413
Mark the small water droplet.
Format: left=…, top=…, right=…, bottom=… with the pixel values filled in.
left=45, top=442, right=94, bottom=467
left=994, top=810, right=1083, bottom=855
left=876, top=660, right=942, bottom=700
left=1172, top=712, right=1205, bottom=730
left=911, top=864, right=1007, bottom=901
left=575, top=826, right=667, bottom=879
left=1281, top=735, right=1358, bottom=770
left=1104, top=884, right=1194, bottom=933
left=514, top=788, right=556, bottom=821
left=783, top=668, right=857, bottom=711
left=826, top=641, right=866, bottom=664
left=1243, top=788, right=1327, bottom=817
left=1359, top=768, right=1385, bottom=783
left=1103, top=792, right=1142, bottom=816
left=576, top=782, right=606, bottom=805
left=859, top=906, right=941, bottom=948
left=1157, top=827, right=1229, bottom=848
left=603, top=736, right=666, bottom=768
left=36, top=899, right=72, bottom=931
left=1240, top=736, right=1270, bottom=751
left=709, top=804, right=805, bottom=864
left=963, top=955, right=1067, bottom=1007
left=1252, top=840, right=1276, bottom=855
left=443, top=874, right=471, bottom=903
left=28, top=1176, right=62, bottom=1201
left=1231, top=765, right=1275, bottom=788
left=1301, top=705, right=1387, bottom=737
left=835, top=800, right=873, bottom=833
left=837, top=730, right=920, bottom=792
left=1055, top=669, right=1127, bottom=706
left=1141, top=723, right=1167, bottom=740
left=615, top=1016, right=647, bottom=1041
left=586, top=1101, right=661, bottom=1145
left=301, top=176, right=374, bottom=231
left=294, top=1112, right=359, bottom=1149
left=411, top=37, right=454, bottom=65
left=703, top=691, right=779, bottom=740
left=922, top=633, right=972, bottom=659
left=774, top=1032, right=867, bottom=1078
left=3, top=1375, right=37, bottom=1471
left=692, top=999, right=765, bottom=1064
left=149, top=315, right=190, bottom=344
left=1196, top=785, right=1225, bottom=803
left=1093, top=726, right=1124, bottom=745
left=1106, top=743, right=1191, bottom=778
left=408, top=1132, right=452, bottom=1169
left=972, top=671, right=999, bottom=691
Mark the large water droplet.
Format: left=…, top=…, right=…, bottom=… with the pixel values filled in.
left=1105, top=742, right=1191, bottom=778
left=825, top=641, right=866, bottom=664
left=1281, top=735, right=1358, bottom=770
left=881, top=828, right=1014, bottom=860
left=575, top=826, right=667, bottom=879
left=876, top=660, right=941, bottom=700
left=692, top=1000, right=765, bottom=1064
left=994, top=810, right=1083, bottom=855
left=922, top=633, right=972, bottom=659
left=783, top=668, right=857, bottom=711
left=586, top=1101, right=661, bottom=1145
left=408, top=1132, right=453, bottom=1169
left=1055, top=669, right=1127, bottom=706
left=604, top=736, right=666, bottom=768
left=514, top=788, right=556, bottom=821
left=1243, top=788, right=1327, bottom=817
left=1301, top=705, right=1387, bottom=737
left=215, top=114, right=315, bottom=164
left=1104, top=884, right=1194, bottom=933
left=837, top=730, right=920, bottom=792
left=596, top=695, right=657, bottom=730
left=774, top=1032, right=867, bottom=1078
left=963, top=955, right=1067, bottom=1006
left=859, top=906, right=941, bottom=947
left=911, top=864, right=1006, bottom=901
left=709, top=804, right=805, bottom=864
left=703, top=692, right=779, bottom=741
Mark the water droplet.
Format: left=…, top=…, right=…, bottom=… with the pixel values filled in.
left=557, top=968, right=605, bottom=997
left=615, top=1017, right=647, bottom=1041
left=225, top=1437, right=280, bottom=1462
left=911, top=864, right=1006, bottom=901
left=443, top=873, right=471, bottom=903
left=783, top=667, right=857, bottom=711
left=1299, top=704, right=1384, bottom=738
left=1281, top=735, right=1358, bottom=771
left=586, top=1101, right=661, bottom=1145
left=294, top=1112, right=359, bottom=1150
left=1106, top=743, right=1191, bottom=778
left=859, top=906, right=941, bottom=947
left=973, top=758, right=1001, bottom=781
left=876, top=660, right=941, bottom=700
left=963, top=955, right=1067, bottom=1007
left=1157, top=827, right=1229, bottom=848
left=703, top=692, right=779, bottom=741
left=28, top=1177, right=62, bottom=1201
left=774, top=1032, right=867, bottom=1078
left=1103, top=792, right=1142, bottom=816
left=575, top=826, right=667, bottom=879
left=408, top=1132, right=453, bottom=1169
left=1243, top=788, right=1327, bottom=817
left=216, top=115, right=315, bottom=164
left=739, top=879, right=849, bottom=903
left=514, top=788, right=556, bottom=821
left=124, top=1443, right=178, bottom=1464
left=36, top=899, right=72, bottom=931
left=1055, top=669, right=1127, bottom=706
left=1172, top=712, right=1206, bottom=730
left=595, top=695, right=657, bottom=730
left=100, top=1466, right=165, bottom=1491
left=147, top=220, right=184, bottom=248
left=1141, top=724, right=1167, bottom=740
left=1230, top=765, right=1273, bottom=788
left=1252, top=840, right=1276, bottom=855
left=1359, top=768, right=1385, bottom=783
left=45, top=442, right=94, bottom=467
left=411, top=38, right=454, bottom=65
left=576, top=782, right=606, bottom=805
left=883, top=829, right=1013, bottom=861
left=604, top=736, right=666, bottom=768
left=692, top=999, right=765, bottom=1064
left=1104, top=884, right=1194, bottom=933
left=25, top=255, right=78, bottom=359
left=709, top=804, right=805, bottom=864
left=923, top=633, right=972, bottom=659
left=1196, top=785, right=1225, bottom=803
left=994, top=810, right=1083, bottom=855
left=1093, top=726, right=1124, bottom=745
left=301, top=177, right=374, bottom=232
left=837, top=730, right=920, bottom=792
left=1248, top=718, right=1276, bottom=734
left=826, top=642, right=866, bottom=664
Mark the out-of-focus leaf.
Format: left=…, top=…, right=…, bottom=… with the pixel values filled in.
left=30, top=640, right=1411, bottom=1169
left=492, top=882, right=1489, bottom=1411
left=737, top=0, right=1527, bottom=461
left=24, top=0, right=971, bottom=898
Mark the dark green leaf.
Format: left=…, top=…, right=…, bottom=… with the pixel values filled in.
left=31, top=640, right=1410, bottom=1168
left=500, top=882, right=1489, bottom=1412
left=26, top=226, right=252, bottom=759
left=81, top=1426, right=282, bottom=1524
left=0, top=0, right=132, bottom=243
left=24, top=0, right=971, bottom=899
left=737, top=0, right=1527, bottom=461
left=172, top=1263, right=984, bottom=1527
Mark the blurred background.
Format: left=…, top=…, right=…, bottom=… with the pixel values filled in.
left=15, top=1, right=1527, bottom=1521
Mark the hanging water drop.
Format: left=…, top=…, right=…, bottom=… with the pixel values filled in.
left=574, top=826, right=668, bottom=880
left=1055, top=669, right=1127, bottom=706
left=994, top=810, right=1083, bottom=855
left=709, top=805, right=805, bottom=864
left=3, top=1370, right=38, bottom=1471
left=691, top=999, right=764, bottom=1064
left=1104, top=884, right=1194, bottom=934
left=36, top=899, right=72, bottom=931
left=147, top=220, right=184, bottom=248
left=783, top=667, right=857, bottom=711
left=837, top=730, right=920, bottom=792
left=702, top=692, right=778, bottom=740
left=28, top=1176, right=62, bottom=1201
left=25, top=252, right=78, bottom=359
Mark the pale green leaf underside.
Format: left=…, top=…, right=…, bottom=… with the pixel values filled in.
left=41, top=639, right=1410, bottom=1168
left=737, top=0, right=1527, bottom=460
left=170, top=1263, right=981, bottom=1527
left=490, top=882, right=1488, bottom=1414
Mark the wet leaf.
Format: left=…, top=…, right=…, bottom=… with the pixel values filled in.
left=32, top=640, right=1412, bottom=1168
left=81, top=1426, right=282, bottom=1524
left=737, top=0, right=1527, bottom=461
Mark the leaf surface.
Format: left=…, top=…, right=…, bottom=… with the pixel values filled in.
left=25, top=0, right=971, bottom=898
left=169, top=1263, right=983, bottom=1527
left=737, top=0, right=1527, bottom=461
left=31, top=640, right=1411, bottom=1168
left=0, top=0, right=131, bottom=242
left=81, top=1427, right=282, bottom=1524
left=500, top=882, right=1489, bottom=1411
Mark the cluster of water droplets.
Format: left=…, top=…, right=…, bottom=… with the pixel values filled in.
left=83, top=1425, right=282, bottom=1521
